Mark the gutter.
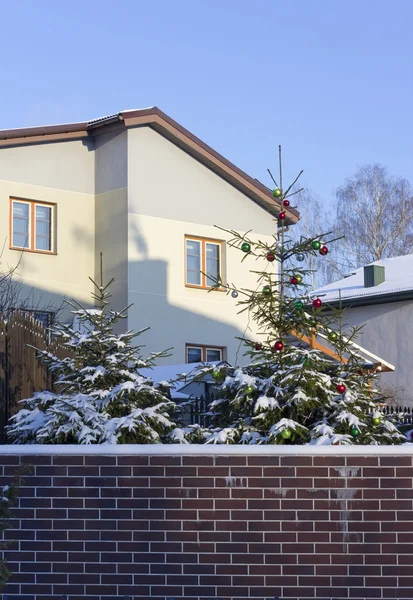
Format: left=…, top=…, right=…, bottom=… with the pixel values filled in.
left=313, top=288, right=413, bottom=309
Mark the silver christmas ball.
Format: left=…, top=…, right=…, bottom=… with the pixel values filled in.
left=296, top=253, right=305, bottom=262
left=231, top=290, right=239, bottom=298
left=276, top=241, right=283, bottom=249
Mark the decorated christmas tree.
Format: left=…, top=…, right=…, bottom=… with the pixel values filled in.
left=197, top=148, right=404, bottom=445
left=6, top=271, right=183, bottom=445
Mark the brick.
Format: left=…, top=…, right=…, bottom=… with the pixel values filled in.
left=53, top=455, right=84, bottom=465
left=248, top=455, right=279, bottom=466
left=364, top=467, right=394, bottom=477
left=382, top=478, right=411, bottom=488
left=298, top=488, right=328, bottom=499
left=183, top=455, right=213, bottom=465
left=117, top=455, right=149, bottom=465
left=381, top=456, right=411, bottom=466
left=85, top=456, right=117, bottom=465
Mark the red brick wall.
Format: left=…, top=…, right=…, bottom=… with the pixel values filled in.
left=1, top=451, right=413, bottom=600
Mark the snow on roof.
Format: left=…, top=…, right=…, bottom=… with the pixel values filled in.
left=312, top=254, right=413, bottom=303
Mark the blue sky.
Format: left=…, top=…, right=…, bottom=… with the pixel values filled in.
left=1, top=0, right=412, bottom=205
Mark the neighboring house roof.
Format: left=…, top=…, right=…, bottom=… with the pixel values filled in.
left=311, top=255, right=413, bottom=307
left=0, top=107, right=299, bottom=224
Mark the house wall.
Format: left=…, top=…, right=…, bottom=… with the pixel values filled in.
left=340, top=300, right=413, bottom=403
left=126, top=127, right=277, bottom=364
left=0, top=138, right=95, bottom=193
left=0, top=140, right=95, bottom=321
left=1, top=445, right=413, bottom=600
left=94, top=131, right=129, bottom=312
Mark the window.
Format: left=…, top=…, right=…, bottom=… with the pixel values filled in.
left=185, top=236, right=222, bottom=288
left=10, top=198, right=54, bottom=253
left=186, top=344, right=224, bottom=364
left=29, top=310, right=53, bottom=329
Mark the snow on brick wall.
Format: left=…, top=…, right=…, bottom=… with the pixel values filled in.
left=1, top=450, right=413, bottom=600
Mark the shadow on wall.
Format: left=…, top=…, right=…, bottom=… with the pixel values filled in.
left=127, top=258, right=245, bottom=365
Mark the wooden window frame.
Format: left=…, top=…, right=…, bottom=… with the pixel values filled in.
left=10, top=197, right=56, bottom=254
left=185, top=343, right=225, bottom=364
left=184, top=235, right=223, bottom=290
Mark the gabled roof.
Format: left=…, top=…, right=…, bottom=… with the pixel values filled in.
left=0, top=107, right=299, bottom=224
left=312, top=254, right=413, bottom=306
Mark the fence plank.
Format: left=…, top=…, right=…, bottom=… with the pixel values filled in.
left=0, top=311, right=70, bottom=442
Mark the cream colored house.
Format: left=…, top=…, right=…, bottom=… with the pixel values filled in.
left=0, top=107, right=299, bottom=365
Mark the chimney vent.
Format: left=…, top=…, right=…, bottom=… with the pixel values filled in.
left=364, top=265, right=385, bottom=288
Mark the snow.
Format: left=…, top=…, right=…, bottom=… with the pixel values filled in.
left=0, top=443, right=412, bottom=455
left=311, top=254, right=413, bottom=302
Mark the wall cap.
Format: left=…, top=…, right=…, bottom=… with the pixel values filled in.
left=0, top=443, right=412, bottom=456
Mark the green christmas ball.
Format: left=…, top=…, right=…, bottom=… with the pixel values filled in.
left=311, top=240, right=321, bottom=250
left=273, top=188, right=282, bottom=198
left=329, top=332, right=338, bottom=342
left=294, top=300, right=304, bottom=310
left=245, top=385, right=255, bottom=395
left=351, top=427, right=360, bottom=437
left=309, top=318, right=317, bottom=327
left=372, top=417, right=381, bottom=426
left=263, top=285, right=272, bottom=295
left=294, top=274, right=303, bottom=284
left=241, top=242, right=251, bottom=253
left=211, top=371, right=221, bottom=380
left=281, top=428, right=292, bottom=439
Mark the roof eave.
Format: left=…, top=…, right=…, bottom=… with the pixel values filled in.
left=0, top=107, right=300, bottom=224
left=314, top=289, right=413, bottom=309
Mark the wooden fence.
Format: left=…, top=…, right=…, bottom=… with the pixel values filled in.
left=0, top=310, right=68, bottom=442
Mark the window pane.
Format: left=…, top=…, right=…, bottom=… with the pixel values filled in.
left=186, top=270, right=201, bottom=285
left=35, top=205, right=51, bottom=251
left=13, top=202, right=29, bottom=218
left=186, top=239, right=201, bottom=285
left=32, top=311, right=51, bottom=328
left=206, top=243, right=219, bottom=259
left=206, top=259, right=219, bottom=286
left=186, top=240, right=201, bottom=256
left=187, top=347, right=202, bottom=363
left=13, top=218, right=29, bottom=234
left=36, top=221, right=50, bottom=236
left=36, top=205, right=51, bottom=221
left=36, top=236, right=51, bottom=251
left=12, top=202, right=29, bottom=247
left=187, top=255, right=200, bottom=271
left=206, top=348, right=222, bottom=362
left=12, top=233, right=29, bottom=248
left=206, top=243, right=220, bottom=287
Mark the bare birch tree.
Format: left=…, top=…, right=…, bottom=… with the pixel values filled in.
left=334, top=164, right=413, bottom=269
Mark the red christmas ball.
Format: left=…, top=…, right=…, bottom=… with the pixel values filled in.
left=290, top=276, right=299, bottom=285
left=319, top=246, right=329, bottom=256
left=254, top=342, right=262, bottom=351
left=336, top=383, right=346, bottom=394
left=273, top=340, right=284, bottom=352
left=278, top=211, right=286, bottom=220
left=283, top=199, right=290, bottom=207
left=312, top=298, right=322, bottom=309
left=266, top=252, right=276, bottom=262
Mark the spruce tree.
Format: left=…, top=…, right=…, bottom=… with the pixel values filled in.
left=7, top=276, right=183, bottom=444
left=198, top=149, right=404, bottom=445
